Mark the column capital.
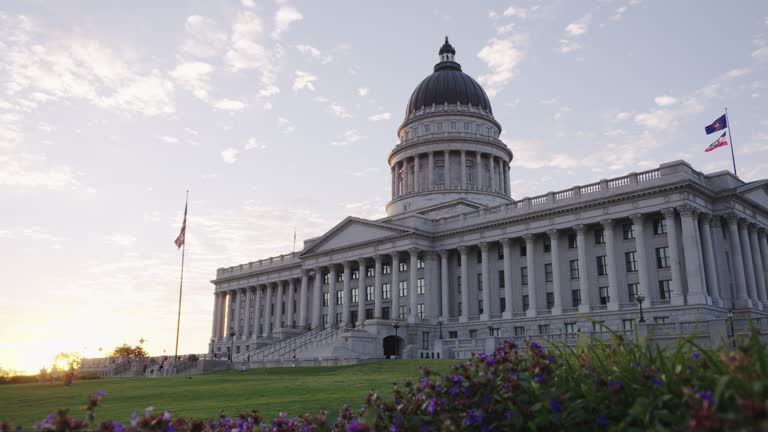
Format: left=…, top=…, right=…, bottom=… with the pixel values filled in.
left=711, top=215, right=723, bottom=228
left=357, top=257, right=367, bottom=266
left=600, top=219, right=615, bottom=230
left=676, top=204, right=696, bottom=217
left=424, top=250, right=438, bottom=259
left=500, top=238, right=512, bottom=247
left=699, top=212, right=712, bottom=224
left=738, top=218, right=750, bottom=230
left=438, top=249, right=450, bottom=258
left=390, top=250, right=400, bottom=259
left=748, top=223, right=759, bottom=234
left=522, top=233, right=535, bottom=243
left=457, top=245, right=469, bottom=255
left=343, top=260, right=353, bottom=268
left=374, top=254, right=383, bottom=263
left=546, top=229, right=559, bottom=239
left=313, top=266, right=322, bottom=273
left=724, top=213, right=740, bottom=224
left=629, top=213, right=644, bottom=224
left=408, top=247, right=419, bottom=255
left=661, top=207, right=676, bottom=219
left=478, top=242, right=489, bottom=252
left=573, top=224, right=587, bottom=235
left=759, top=228, right=768, bottom=239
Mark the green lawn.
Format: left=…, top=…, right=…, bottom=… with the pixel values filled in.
left=0, top=359, right=455, bottom=428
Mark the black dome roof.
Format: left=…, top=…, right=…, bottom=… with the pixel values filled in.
left=405, top=40, right=492, bottom=118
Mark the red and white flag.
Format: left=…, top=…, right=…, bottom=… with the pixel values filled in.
left=704, top=132, right=728, bottom=153
left=174, top=203, right=187, bottom=249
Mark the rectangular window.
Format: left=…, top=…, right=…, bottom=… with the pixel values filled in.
left=366, top=285, right=374, bottom=302
left=399, top=280, right=408, bottom=297
left=366, top=266, right=375, bottom=277
left=498, top=270, right=505, bottom=288
left=653, top=216, right=667, bottom=235
left=382, top=306, right=390, bottom=319
left=546, top=292, right=555, bottom=309
left=451, top=121, right=457, bottom=130
left=464, top=122, right=470, bottom=131
left=622, top=319, right=634, bottom=331
left=351, top=288, right=359, bottom=303
left=323, top=314, right=328, bottom=326
left=597, top=255, right=608, bottom=276
left=656, top=247, right=670, bottom=269
left=539, top=324, right=550, bottom=335
left=417, top=278, right=425, bottom=295
left=477, top=250, right=482, bottom=263
left=399, top=261, right=408, bottom=272
left=521, top=267, right=528, bottom=285
left=322, top=273, right=329, bottom=284
left=659, top=280, right=671, bottom=299
left=477, top=273, right=482, bottom=291
left=365, top=309, right=374, bottom=320
left=437, top=122, right=443, bottom=132
left=478, top=299, right=483, bottom=315
left=654, top=316, right=669, bottom=324
left=422, top=332, right=429, bottom=350
left=448, top=330, right=458, bottom=339
left=544, top=263, right=553, bottom=282
left=571, top=289, right=581, bottom=307
left=592, top=321, right=606, bottom=332
left=627, top=283, right=639, bottom=303
left=514, top=326, right=525, bottom=336
left=570, top=259, right=580, bottom=279
left=564, top=322, right=576, bottom=334
left=424, top=123, right=431, bottom=133
left=568, top=232, right=578, bottom=249
left=336, top=290, right=343, bottom=305
left=543, top=237, right=551, bottom=253
left=498, top=247, right=504, bottom=260
left=399, top=305, right=407, bottom=320
left=522, top=294, right=529, bottom=311
left=382, top=283, right=391, bottom=299
left=599, top=286, right=609, bottom=305
left=417, top=303, right=424, bottom=319
left=469, top=329, right=478, bottom=339
left=500, top=297, right=506, bottom=313
left=351, top=269, right=359, bottom=280
left=335, top=312, right=342, bottom=324
left=594, top=228, right=605, bottom=244
left=623, top=222, right=635, bottom=239
left=417, top=258, right=424, bottom=269
left=337, top=272, right=344, bottom=283
left=520, top=243, right=527, bottom=256
left=458, top=302, right=462, bottom=316
left=322, top=292, right=329, bottom=307
left=625, top=251, right=638, bottom=272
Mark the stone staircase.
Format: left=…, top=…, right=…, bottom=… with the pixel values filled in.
left=234, top=323, right=356, bottom=362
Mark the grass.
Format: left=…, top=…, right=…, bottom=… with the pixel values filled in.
left=0, top=359, right=454, bottom=428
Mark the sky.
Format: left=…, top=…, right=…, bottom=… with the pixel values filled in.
left=1, top=0, right=767, bottom=374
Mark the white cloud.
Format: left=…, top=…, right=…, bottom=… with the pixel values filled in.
left=272, top=5, right=303, bottom=39
left=328, top=103, right=352, bottom=118
left=633, top=109, right=674, bottom=130
left=213, top=99, right=247, bottom=111
left=477, top=36, right=526, bottom=97
left=181, top=15, right=227, bottom=58
left=277, top=117, right=295, bottom=133
left=244, top=137, right=267, bottom=150
left=226, top=11, right=280, bottom=98
left=503, top=7, right=528, bottom=18
left=104, top=234, right=137, bottom=247
left=615, top=111, right=632, bottom=121
left=330, top=129, right=366, bottom=147
left=653, top=95, right=677, bottom=107
left=560, top=14, right=592, bottom=53
left=263, top=102, right=273, bottom=110
left=293, top=70, right=318, bottom=92
left=221, top=147, right=239, bottom=164
left=295, top=44, right=333, bottom=64
left=169, top=61, right=213, bottom=100
left=368, top=112, right=391, bottom=121
left=752, top=46, right=768, bottom=61
left=159, top=135, right=179, bottom=143
left=241, top=0, right=256, bottom=7
left=0, top=153, right=79, bottom=189
left=358, top=87, right=369, bottom=97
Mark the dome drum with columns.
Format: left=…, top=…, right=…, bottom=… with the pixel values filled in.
left=206, top=39, right=768, bottom=368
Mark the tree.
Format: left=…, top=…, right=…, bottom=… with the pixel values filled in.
left=52, top=352, right=81, bottom=370
left=109, top=343, right=148, bottom=359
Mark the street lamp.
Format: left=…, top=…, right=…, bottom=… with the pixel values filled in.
left=139, top=338, right=145, bottom=346
left=636, top=294, right=646, bottom=323
left=727, top=310, right=736, bottom=348
left=391, top=319, right=401, bottom=359
left=437, top=317, right=444, bottom=340
left=229, top=327, right=236, bottom=362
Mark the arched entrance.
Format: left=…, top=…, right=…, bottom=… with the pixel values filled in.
left=383, top=335, right=404, bottom=359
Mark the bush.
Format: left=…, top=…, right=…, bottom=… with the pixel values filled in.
left=76, top=372, right=101, bottom=381
left=187, top=354, right=199, bottom=362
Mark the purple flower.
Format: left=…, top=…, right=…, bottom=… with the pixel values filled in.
left=16, top=426, right=23, bottom=432
left=549, top=399, right=561, bottom=412
left=596, top=416, right=608, bottom=425
left=482, top=395, right=492, bottom=403
left=145, top=406, right=154, bottom=415
left=505, top=411, right=514, bottom=420
left=546, top=356, right=554, bottom=364
left=425, top=398, right=438, bottom=414
left=452, top=375, right=462, bottom=384
left=165, top=425, right=174, bottom=432
left=161, top=410, right=172, bottom=421
left=419, top=426, right=430, bottom=432
left=534, top=374, right=544, bottom=383
left=464, top=409, right=482, bottom=425
left=95, top=390, right=106, bottom=397
left=651, top=377, right=662, bottom=386
left=632, top=361, right=641, bottom=369
left=130, top=411, right=139, bottom=427
left=699, top=391, right=715, bottom=405
left=692, top=352, right=701, bottom=360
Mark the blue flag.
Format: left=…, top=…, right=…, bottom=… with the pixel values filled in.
left=705, top=114, right=727, bottom=135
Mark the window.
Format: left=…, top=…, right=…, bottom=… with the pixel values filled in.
left=451, top=121, right=457, bottom=130
left=457, top=276, right=462, bottom=293
left=383, top=264, right=391, bottom=275
left=656, top=247, right=670, bottom=269
left=417, top=303, right=424, bottom=319
left=382, top=283, right=391, bottom=299
left=622, top=319, right=634, bottom=331
left=623, top=223, right=635, bottom=240
left=521, top=267, right=528, bottom=285
left=500, top=297, right=506, bottom=313
left=568, top=232, right=578, bottom=249
left=414, top=258, right=425, bottom=270
left=448, top=331, right=458, bottom=339
left=592, top=321, right=606, bottom=332
left=498, top=270, right=505, bottom=288
left=337, top=272, right=344, bottom=283
left=539, top=324, right=550, bottom=335
left=382, top=306, right=390, bottom=319
left=570, top=259, right=580, bottom=279
left=458, top=302, right=462, bottom=316
left=653, top=216, right=667, bottom=235
left=625, top=251, right=638, bottom=272
left=365, top=309, right=374, bottom=320
left=352, top=269, right=359, bottom=280
left=366, top=285, right=374, bottom=302
left=469, top=329, right=478, bottom=339
left=437, top=122, right=443, bottom=132
left=659, top=280, right=671, bottom=300
left=422, top=332, right=429, bottom=350
left=352, top=288, right=359, bottom=303
left=627, top=283, right=639, bottom=303
left=475, top=123, right=482, bottom=133
left=572, top=289, right=581, bottom=307
left=544, top=263, right=553, bottom=282
left=477, top=273, right=482, bottom=291
left=546, top=292, right=555, bottom=309
left=466, top=161, right=474, bottom=184
left=464, top=122, right=470, bottom=131
left=478, top=299, right=483, bottom=314
left=477, top=250, right=482, bottom=263
left=335, top=312, right=342, bottom=324
left=564, top=322, right=577, bottom=334
left=543, top=237, right=551, bottom=253
left=322, top=273, right=329, bottom=284
left=322, top=292, right=329, bottom=307
left=654, top=316, right=669, bottom=324
left=514, top=326, right=526, bottom=336
left=520, top=243, right=527, bottom=256
left=522, top=294, right=529, bottom=311
left=498, top=247, right=504, bottom=260
left=599, top=286, right=609, bottom=305
left=323, top=314, right=328, bottom=326
left=399, top=261, right=408, bottom=272
left=597, top=256, right=608, bottom=276
left=399, top=280, right=408, bottom=297
left=398, top=305, right=407, bottom=320
left=366, top=266, right=375, bottom=277
left=417, top=278, right=425, bottom=295
left=486, top=127, right=492, bottom=136
left=594, top=228, right=605, bottom=244
left=424, top=123, right=431, bottom=133
left=336, top=290, right=343, bottom=305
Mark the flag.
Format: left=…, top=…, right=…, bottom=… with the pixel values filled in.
left=704, top=114, right=727, bottom=135
left=175, top=203, right=187, bottom=248
left=704, top=132, right=728, bottom=153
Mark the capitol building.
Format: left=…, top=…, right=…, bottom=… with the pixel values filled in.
left=209, top=39, right=768, bottom=363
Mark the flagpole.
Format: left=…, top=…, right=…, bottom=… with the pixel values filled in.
left=174, top=190, right=188, bottom=361
left=724, top=107, right=737, bottom=177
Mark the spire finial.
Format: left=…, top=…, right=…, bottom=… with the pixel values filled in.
left=445, top=35, right=449, bottom=43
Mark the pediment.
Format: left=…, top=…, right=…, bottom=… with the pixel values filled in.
left=415, top=199, right=485, bottom=219
left=301, top=217, right=411, bottom=255
left=740, top=182, right=768, bottom=208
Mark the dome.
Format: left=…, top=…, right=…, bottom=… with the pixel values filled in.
left=405, top=39, right=492, bottom=118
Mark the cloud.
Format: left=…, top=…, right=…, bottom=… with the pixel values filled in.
left=633, top=109, right=674, bottom=130
left=244, top=137, right=267, bottom=150
left=477, top=36, right=526, bottom=97
left=560, top=14, right=592, bottom=53
left=221, top=147, right=239, bottom=163
left=277, top=117, right=295, bottom=133
left=615, top=112, right=632, bottom=121
left=293, top=70, right=318, bottom=92
left=328, top=103, right=352, bottom=118
left=503, top=7, right=528, bottom=18
left=225, top=11, right=280, bottom=97
left=263, top=102, right=273, bottom=110
left=295, top=44, right=332, bottom=64
left=159, top=135, right=179, bottom=143
left=169, top=61, right=213, bottom=100
left=752, top=46, right=768, bottom=62
left=368, top=112, right=391, bottom=121
left=610, top=0, right=642, bottom=21
left=653, top=95, right=677, bottom=107
left=213, top=99, right=247, bottom=111
left=272, top=5, right=303, bottom=39
left=0, top=153, right=79, bottom=189
left=358, top=87, right=369, bottom=97
left=181, top=15, right=227, bottom=58
left=104, top=234, right=137, bottom=247
left=330, top=129, right=366, bottom=147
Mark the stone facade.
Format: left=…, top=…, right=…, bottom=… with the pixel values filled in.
left=209, top=40, right=768, bottom=363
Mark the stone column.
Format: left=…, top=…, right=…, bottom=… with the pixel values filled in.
left=700, top=214, right=722, bottom=306
left=357, top=258, right=366, bottom=324
left=738, top=220, right=759, bottom=307
left=679, top=206, right=707, bottom=304
left=748, top=224, right=767, bottom=308
left=601, top=219, right=620, bottom=310
left=480, top=242, right=491, bottom=321
left=524, top=234, right=538, bottom=317
left=547, top=230, right=563, bottom=315
left=661, top=208, right=685, bottom=305
left=287, top=278, right=296, bottom=328
left=414, top=155, right=421, bottom=192
left=575, top=225, right=592, bottom=312
left=439, top=249, right=450, bottom=319
left=726, top=215, right=752, bottom=308
left=391, top=166, right=396, bottom=200
left=391, top=252, right=400, bottom=320
left=490, top=156, right=496, bottom=192
left=253, top=286, right=262, bottom=339
left=394, top=162, right=401, bottom=197
left=501, top=239, right=514, bottom=319
left=342, top=261, right=352, bottom=325
left=275, top=281, right=284, bottom=330
left=311, top=267, right=322, bottom=328
left=425, top=250, right=438, bottom=320
left=241, top=288, right=252, bottom=340
left=263, top=284, right=273, bottom=337
left=443, top=150, right=450, bottom=188
left=476, top=152, right=482, bottom=190
left=503, top=163, right=508, bottom=195
left=212, top=292, right=221, bottom=341
left=299, top=270, right=309, bottom=328
left=760, top=230, right=768, bottom=305
left=458, top=246, right=469, bottom=322
left=233, top=289, right=242, bottom=339
left=693, top=213, right=709, bottom=300
left=408, top=248, right=419, bottom=323
left=374, top=255, right=383, bottom=319
left=630, top=214, right=652, bottom=307
left=460, top=151, right=467, bottom=188
left=428, top=152, right=434, bottom=190
left=328, top=265, right=338, bottom=326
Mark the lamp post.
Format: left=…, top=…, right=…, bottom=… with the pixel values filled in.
left=229, top=327, right=236, bottom=362
left=727, top=310, right=736, bottom=348
left=636, top=294, right=645, bottom=323
left=437, top=317, right=444, bottom=340
left=391, top=319, right=401, bottom=359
